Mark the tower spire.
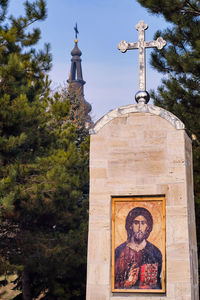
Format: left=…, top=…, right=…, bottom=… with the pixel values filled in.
left=67, top=24, right=92, bottom=126
left=67, top=23, right=86, bottom=96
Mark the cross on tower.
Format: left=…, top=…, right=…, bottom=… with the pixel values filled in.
left=74, top=23, right=79, bottom=40
left=118, top=20, right=166, bottom=103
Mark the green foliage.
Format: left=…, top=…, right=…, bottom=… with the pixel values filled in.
left=0, top=1, right=89, bottom=299
left=137, top=0, right=200, bottom=284
left=60, top=86, right=92, bottom=146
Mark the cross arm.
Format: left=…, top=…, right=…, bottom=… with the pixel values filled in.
left=145, top=37, right=166, bottom=50
left=118, top=40, right=138, bottom=53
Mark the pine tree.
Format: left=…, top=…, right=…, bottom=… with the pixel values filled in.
left=0, top=1, right=89, bottom=299
left=60, top=85, right=92, bottom=146
left=137, top=0, right=200, bottom=281
left=10, top=94, right=89, bottom=299
left=0, top=0, right=51, bottom=297
left=28, top=92, right=89, bottom=299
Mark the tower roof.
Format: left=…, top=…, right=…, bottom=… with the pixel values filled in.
left=71, top=39, right=82, bottom=57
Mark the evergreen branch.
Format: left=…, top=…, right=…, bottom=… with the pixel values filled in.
left=185, top=0, right=200, bottom=15
left=18, top=16, right=41, bottom=32
left=0, top=17, right=41, bottom=49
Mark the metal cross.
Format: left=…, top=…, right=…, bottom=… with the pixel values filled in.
left=74, top=23, right=79, bottom=39
left=118, top=20, right=166, bottom=92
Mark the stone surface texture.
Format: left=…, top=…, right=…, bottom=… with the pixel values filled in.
left=86, top=104, right=198, bottom=300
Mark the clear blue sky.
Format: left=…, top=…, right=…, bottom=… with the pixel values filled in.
left=9, top=0, right=168, bottom=121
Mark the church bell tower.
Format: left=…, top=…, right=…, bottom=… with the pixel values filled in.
left=67, top=24, right=92, bottom=123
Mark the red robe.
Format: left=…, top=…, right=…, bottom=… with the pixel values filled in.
left=115, top=242, right=161, bottom=289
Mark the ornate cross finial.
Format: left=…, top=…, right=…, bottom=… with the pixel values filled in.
left=118, top=20, right=166, bottom=104
left=74, top=23, right=79, bottom=40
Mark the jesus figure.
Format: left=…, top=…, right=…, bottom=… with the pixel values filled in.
left=115, top=207, right=162, bottom=290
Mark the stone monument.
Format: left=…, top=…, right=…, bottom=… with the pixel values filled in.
left=86, top=21, right=199, bottom=300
